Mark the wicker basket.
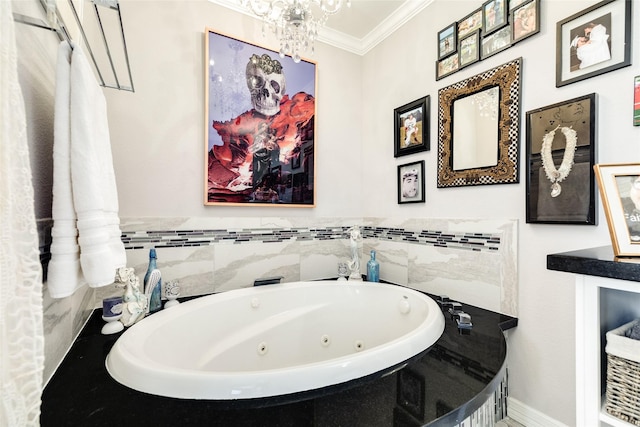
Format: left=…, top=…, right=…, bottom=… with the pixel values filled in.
left=605, top=319, right=640, bottom=426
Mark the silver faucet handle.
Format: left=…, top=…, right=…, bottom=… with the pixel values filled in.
left=448, top=302, right=464, bottom=319
left=458, top=312, right=472, bottom=324
left=456, top=312, right=473, bottom=334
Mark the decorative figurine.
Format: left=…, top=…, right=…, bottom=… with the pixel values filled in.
left=347, top=226, right=363, bottom=281
left=337, top=262, right=348, bottom=281
left=101, top=296, right=124, bottom=335
left=164, top=280, right=181, bottom=308
left=114, top=267, right=148, bottom=327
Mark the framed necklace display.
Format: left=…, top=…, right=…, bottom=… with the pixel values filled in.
left=525, top=93, right=596, bottom=224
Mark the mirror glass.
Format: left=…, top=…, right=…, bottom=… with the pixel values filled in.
left=452, top=86, right=499, bottom=171
left=437, top=58, right=521, bottom=188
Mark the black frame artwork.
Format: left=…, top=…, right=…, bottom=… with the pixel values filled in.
left=511, top=0, right=540, bottom=45
left=435, top=0, right=541, bottom=80
left=481, top=26, right=511, bottom=59
left=438, top=22, right=458, bottom=60
left=555, top=0, right=632, bottom=87
left=398, top=160, right=426, bottom=204
left=482, top=0, right=509, bottom=35
left=459, top=30, right=481, bottom=69
left=394, top=96, right=430, bottom=157
left=525, top=93, right=597, bottom=224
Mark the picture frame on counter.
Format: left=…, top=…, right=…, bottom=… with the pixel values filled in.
left=594, top=163, right=640, bottom=257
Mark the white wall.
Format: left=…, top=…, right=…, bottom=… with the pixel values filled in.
left=103, top=0, right=364, bottom=218
left=360, top=1, right=640, bottom=425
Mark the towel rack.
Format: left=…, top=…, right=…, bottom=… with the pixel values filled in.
left=13, top=0, right=135, bottom=92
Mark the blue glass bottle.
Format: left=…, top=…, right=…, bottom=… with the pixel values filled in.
left=367, top=250, right=380, bottom=282
left=143, top=248, right=162, bottom=313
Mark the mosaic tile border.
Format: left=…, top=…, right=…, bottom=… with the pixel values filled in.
left=120, top=225, right=501, bottom=253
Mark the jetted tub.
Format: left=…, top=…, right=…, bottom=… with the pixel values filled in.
left=105, top=280, right=445, bottom=400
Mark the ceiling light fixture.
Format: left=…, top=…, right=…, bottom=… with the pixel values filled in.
left=239, top=0, right=350, bottom=62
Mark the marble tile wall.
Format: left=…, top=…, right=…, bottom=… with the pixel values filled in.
left=38, top=220, right=95, bottom=385
left=94, top=216, right=517, bottom=317
left=40, top=216, right=517, bottom=383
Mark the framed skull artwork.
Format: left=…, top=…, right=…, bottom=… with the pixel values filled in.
left=204, top=29, right=317, bottom=206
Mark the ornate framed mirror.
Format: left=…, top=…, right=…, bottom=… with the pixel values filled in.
left=437, top=57, right=521, bottom=187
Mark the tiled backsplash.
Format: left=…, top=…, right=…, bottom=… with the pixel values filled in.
left=120, top=225, right=501, bottom=252
left=38, top=216, right=517, bottom=384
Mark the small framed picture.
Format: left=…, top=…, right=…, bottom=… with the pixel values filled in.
left=594, top=163, right=640, bottom=257
left=458, top=8, right=483, bottom=39
left=556, top=0, right=632, bottom=87
left=525, top=93, right=596, bottom=225
left=435, top=54, right=459, bottom=81
left=482, top=0, right=508, bottom=35
left=394, top=96, right=430, bottom=157
left=634, top=76, right=640, bottom=126
left=511, top=0, right=540, bottom=44
left=481, top=26, right=511, bottom=59
left=438, top=23, right=458, bottom=60
left=459, top=31, right=480, bottom=68
left=398, top=160, right=425, bottom=204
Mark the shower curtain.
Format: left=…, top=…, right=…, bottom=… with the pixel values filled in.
left=0, top=1, right=45, bottom=426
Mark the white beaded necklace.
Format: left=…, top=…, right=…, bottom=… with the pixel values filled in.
left=540, top=126, right=578, bottom=198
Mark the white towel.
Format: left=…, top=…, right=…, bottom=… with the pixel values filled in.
left=48, top=41, right=84, bottom=298
left=70, top=44, right=126, bottom=286
left=48, top=41, right=126, bottom=298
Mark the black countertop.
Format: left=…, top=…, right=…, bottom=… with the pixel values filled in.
left=41, top=293, right=516, bottom=427
left=547, top=245, right=640, bottom=282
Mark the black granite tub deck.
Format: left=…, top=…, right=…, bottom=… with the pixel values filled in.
left=41, top=293, right=517, bottom=427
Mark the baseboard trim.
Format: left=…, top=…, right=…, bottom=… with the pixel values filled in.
left=507, top=397, right=571, bottom=427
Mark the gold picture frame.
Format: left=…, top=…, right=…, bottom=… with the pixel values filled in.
left=204, top=28, right=317, bottom=206
left=594, top=163, right=640, bottom=257
left=437, top=58, right=521, bottom=188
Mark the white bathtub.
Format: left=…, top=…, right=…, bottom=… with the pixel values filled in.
left=105, top=280, right=445, bottom=400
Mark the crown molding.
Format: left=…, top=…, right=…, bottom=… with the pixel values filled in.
left=357, top=0, right=434, bottom=55
left=207, top=0, right=433, bottom=56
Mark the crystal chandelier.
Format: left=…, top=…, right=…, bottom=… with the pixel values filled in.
left=240, top=0, right=350, bottom=63
left=471, top=86, right=499, bottom=121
